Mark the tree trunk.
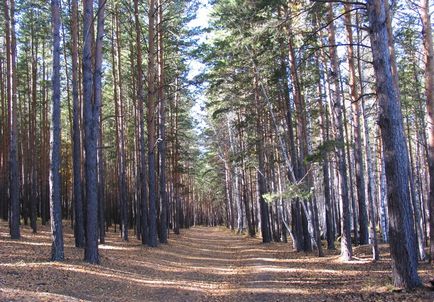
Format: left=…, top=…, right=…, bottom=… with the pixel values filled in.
left=157, top=0, right=168, bottom=243
left=147, top=0, right=158, bottom=246
left=328, top=4, right=352, bottom=261
left=0, top=54, right=7, bottom=221
left=4, top=0, right=20, bottom=240
left=354, top=11, right=380, bottom=260
left=113, top=6, right=128, bottom=241
left=94, top=0, right=106, bottom=245
left=30, top=26, right=38, bottom=234
left=406, top=117, right=427, bottom=261
left=419, top=0, right=434, bottom=263
left=378, top=138, right=389, bottom=242
left=173, top=80, right=181, bottom=235
left=367, top=0, right=421, bottom=288
left=41, top=43, right=49, bottom=226
left=134, top=0, right=149, bottom=245
left=254, top=70, right=271, bottom=243
left=50, top=0, right=64, bottom=261
left=70, top=0, right=85, bottom=248
left=317, top=55, right=335, bottom=250
left=344, top=6, right=368, bottom=245
left=83, top=0, right=99, bottom=264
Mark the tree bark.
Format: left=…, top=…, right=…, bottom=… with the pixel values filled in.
left=4, top=0, right=20, bottom=240
left=354, top=11, right=380, bottom=259
left=134, top=0, right=149, bottom=245
left=328, top=4, right=352, bottom=261
left=83, top=0, right=99, bottom=264
left=0, top=55, right=7, bottom=221
left=367, top=0, right=421, bottom=288
left=406, top=117, right=426, bottom=260
left=50, top=0, right=64, bottom=261
left=157, top=0, right=168, bottom=243
left=30, top=25, right=38, bottom=234
left=254, top=69, right=271, bottom=243
left=173, top=79, right=181, bottom=235
left=70, top=0, right=85, bottom=248
left=147, top=0, right=158, bottom=246
left=317, top=56, right=335, bottom=250
left=285, top=14, right=312, bottom=252
left=113, top=6, right=128, bottom=241
left=94, top=0, right=106, bottom=245
left=419, top=0, right=434, bottom=263
left=344, top=6, right=368, bottom=245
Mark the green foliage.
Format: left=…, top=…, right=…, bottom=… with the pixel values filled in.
left=263, top=182, right=313, bottom=203
left=212, top=107, right=231, bottom=119
left=305, top=139, right=343, bottom=163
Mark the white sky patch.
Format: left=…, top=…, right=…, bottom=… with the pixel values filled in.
left=188, top=1, right=211, bottom=31
left=187, top=0, right=211, bottom=82
left=187, top=0, right=211, bottom=142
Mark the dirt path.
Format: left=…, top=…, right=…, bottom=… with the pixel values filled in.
left=0, top=222, right=433, bottom=301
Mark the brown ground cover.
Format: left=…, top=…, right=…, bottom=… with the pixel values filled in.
left=0, top=221, right=433, bottom=301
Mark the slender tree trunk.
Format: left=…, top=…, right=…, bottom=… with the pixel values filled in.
left=157, top=0, right=168, bottom=243
left=70, top=0, right=85, bottom=248
left=377, top=138, right=389, bottom=241
left=4, top=0, right=20, bottom=240
left=173, top=81, right=181, bottom=235
left=287, top=28, right=312, bottom=252
left=412, top=61, right=429, bottom=250
left=147, top=0, right=158, bottom=246
left=224, top=159, right=235, bottom=230
left=328, top=4, right=352, bottom=261
left=419, top=0, right=434, bottom=263
left=134, top=0, right=149, bottom=245
left=113, top=6, right=128, bottom=241
left=340, top=74, right=358, bottom=247
left=344, top=6, right=368, bottom=245
left=94, top=0, right=106, bottom=245
left=41, top=44, right=50, bottom=226
left=355, top=11, right=379, bottom=259
left=83, top=0, right=99, bottom=264
left=317, top=56, right=335, bottom=250
left=406, top=117, right=427, bottom=261
left=29, top=27, right=38, bottom=234
left=97, top=120, right=105, bottom=244
left=50, top=0, right=64, bottom=261
left=254, top=70, right=271, bottom=243
left=0, top=55, right=7, bottom=221
left=237, top=111, right=254, bottom=237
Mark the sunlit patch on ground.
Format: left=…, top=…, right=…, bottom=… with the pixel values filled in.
left=0, top=221, right=433, bottom=302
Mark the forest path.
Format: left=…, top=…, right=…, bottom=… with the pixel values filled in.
left=0, top=222, right=433, bottom=302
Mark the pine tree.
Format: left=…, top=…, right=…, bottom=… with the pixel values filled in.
left=49, top=0, right=64, bottom=261
left=366, top=0, right=421, bottom=289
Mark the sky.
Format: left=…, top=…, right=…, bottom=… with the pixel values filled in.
left=186, top=0, right=212, bottom=139
left=187, top=0, right=211, bottom=82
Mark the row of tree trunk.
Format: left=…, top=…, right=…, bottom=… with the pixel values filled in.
left=205, top=0, right=433, bottom=290
left=0, top=0, right=197, bottom=265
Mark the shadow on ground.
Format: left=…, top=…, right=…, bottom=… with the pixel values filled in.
left=0, top=222, right=433, bottom=301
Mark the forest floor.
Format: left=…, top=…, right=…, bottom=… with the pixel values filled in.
left=0, top=222, right=433, bottom=302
